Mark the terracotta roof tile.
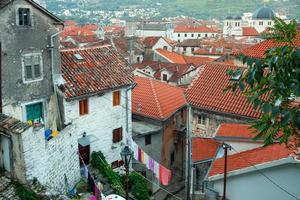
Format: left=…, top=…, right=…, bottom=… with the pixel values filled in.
left=242, top=27, right=259, bottom=36
left=60, top=45, right=134, bottom=99
left=185, top=62, right=262, bottom=118
left=216, top=123, right=255, bottom=139
left=143, top=37, right=161, bottom=48
left=132, top=77, right=186, bottom=120
left=208, top=143, right=292, bottom=177
left=192, top=138, right=220, bottom=162
left=155, top=49, right=187, bottom=64
left=240, top=32, right=300, bottom=59
left=174, top=25, right=218, bottom=33
left=133, top=61, right=193, bottom=82
left=183, top=56, right=214, bottom=65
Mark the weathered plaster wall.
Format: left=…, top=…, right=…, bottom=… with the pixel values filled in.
left=0, top=0, right=60, bottom=129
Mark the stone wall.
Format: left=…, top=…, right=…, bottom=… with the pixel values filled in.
left=62, top=87, right=132, bottom=165
left=21, top=125, right=80, bottom=194
left=192, top=109, right=251, bottom=137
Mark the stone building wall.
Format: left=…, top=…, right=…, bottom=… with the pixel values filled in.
left=62, top=87, right=132, bottom=165
left=191, top=109, right=251, bottom=137
left=21, top=125, right=81, bottom=194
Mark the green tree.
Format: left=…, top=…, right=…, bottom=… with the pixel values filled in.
left=226, top=18, right=300, bottom=146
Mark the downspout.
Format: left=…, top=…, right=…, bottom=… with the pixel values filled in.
left=0, top=42, right=2, bottom=113
left=50, top=31, right=63, bottom=130
left=125, top=83, right=136, bottom=145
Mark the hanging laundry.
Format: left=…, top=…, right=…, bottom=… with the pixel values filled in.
left=154, top=161, right=160, bottom=179
left=132, top=141, right=139, bottom=160
left=143, top=153, right=149, bottom=168
left=140, top=149, right=145, bottom=163
left=148, top=158, right=155, bottom=171
left=138, top=147, right=142, bottom=162
left=94, top=183, right=99, bottom=198
left=159, top=165, right=172, bottom=186
left=82, top=164, right=88, bottom=179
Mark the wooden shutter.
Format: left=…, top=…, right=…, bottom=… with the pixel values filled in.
left=113, top=127, right=123, bottom=143
left=79, top=99, right=88, bottom=116
left=113, top=91, right=120, bottom=106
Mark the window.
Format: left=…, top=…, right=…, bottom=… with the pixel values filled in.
left=191, top=33, right=194, bottom=37
left=259, top=21, right=263, bottom=26
left=183, top=47, right=187, bottom=52
left=162, top=74, right=168, bottom=81
left=198, top=34, right=201, bottom=37
left=268, top=21, right=272, bottom=26
left=205, top=34, right=208, bottom=37
left=113, top=90, right=120, bottom=106
left=18, top=8, right=31, bottom=26
left=184, top=33, right=187, bottom=37
left=26, top=102, right=43, bottom=123
left=79, top=99, right=88, bottom=116
left=170, top=152, right=175, bottom=165
left=191, top=48, right=195, bottom=52
left=23, top=54, right=42, bottom=82
left=113, top=127, right=123, bottom=143
left=163, top=46, right=168, bottom=50
left=178, top=33, right=180, bottom=37
left=145, top=134, right=151, bottom=145
left=137, top=56, right=140, bottom=63
left=198, top=115, right=206, bottom=126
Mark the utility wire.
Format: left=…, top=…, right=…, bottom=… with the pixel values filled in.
left=231, top=147, right=300, bottom=200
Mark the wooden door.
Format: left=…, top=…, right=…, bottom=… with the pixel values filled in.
left=79, top=144, right=90, bottom=166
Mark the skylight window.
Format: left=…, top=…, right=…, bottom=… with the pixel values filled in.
left=230, top=69, right=243, bottom=81
left=74, top=53, right=84, bottom=60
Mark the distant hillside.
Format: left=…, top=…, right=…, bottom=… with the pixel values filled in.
left=44, top=0, right=300, bottom=22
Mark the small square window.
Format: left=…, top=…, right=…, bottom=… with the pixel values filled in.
left=18, top=8, right=31, bottom=26
left=79, top=99, right=88, bottom=116
left=113, top=90, right=120, bottom=106
left=198, top=34, right=201, bottom=37
left=145, top=134, right=151, bottom=145
left=113, top=127, right=123, bottom=143
left=178, top=33, right=180, bottom=37
left=198, top=115, right=206, bottom=125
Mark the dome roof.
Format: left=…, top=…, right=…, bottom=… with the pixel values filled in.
left=252, top=6, right=275, bottom=20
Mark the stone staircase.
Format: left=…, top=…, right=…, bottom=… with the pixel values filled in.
left=0, top=174, right=20, bottom=200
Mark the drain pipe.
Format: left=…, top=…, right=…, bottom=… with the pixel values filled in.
left=125, top=83, right=136, bottom=145
left=49, top=31, right=63, bottom=130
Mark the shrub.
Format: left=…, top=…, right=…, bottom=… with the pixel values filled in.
left=128, top=172, right=150, bottom=200
left=15, top=182, right=38, bottom=200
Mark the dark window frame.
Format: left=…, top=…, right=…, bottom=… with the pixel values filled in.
left=145, top=134, right=151, bottom=145
left=18, top=8, right=31, bottom=26
left=79, top=98, right=88, bottom=116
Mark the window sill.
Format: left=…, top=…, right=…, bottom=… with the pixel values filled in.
left=23, top=78, right=43, bottom=84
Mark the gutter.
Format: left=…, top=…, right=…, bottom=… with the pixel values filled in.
left=50, top=31, right=63, bottom=129
left=125, top=83, right=136, bottom=144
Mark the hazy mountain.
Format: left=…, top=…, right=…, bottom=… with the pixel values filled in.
left=43, top=0, right=300, bottom=22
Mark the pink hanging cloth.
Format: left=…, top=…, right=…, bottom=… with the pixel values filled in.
left=159, top=165, right=172, bottom=186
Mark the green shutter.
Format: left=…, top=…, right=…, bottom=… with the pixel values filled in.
left=26, top=102, right=43, bottom=122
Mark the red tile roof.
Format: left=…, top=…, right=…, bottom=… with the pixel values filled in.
left=104, top=26, right=124, bottom=34
left=68, top=35, right=101, bottom=44
left=192, top=138, right=220, bottom=162
left=60, top=24, right=100, bottom=39
left=132, top=77, right=186, bottom=120
left=60, top=45, right=134, bottom=99
left=242, top=27, right=259, bottom=36
left=143, top=37, right=161, bottom=48
left=174, top=25, right=218, bottom=33
left=216, top=123, right=255, bottom=139
left=240, top=32, right=300, bottom=59
left=185, top=62, right=262, bottom=118
left=155, top=49, right=213, bottom=65
left=183, top=56, right=214, bottom=65
left=208, top=143, right=292, bottom=177
left=155, top=49, right=187, bottom=64
left=133, top=61, right=193, bottom=82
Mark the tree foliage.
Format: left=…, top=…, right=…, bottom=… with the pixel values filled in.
left=226, top=18, right=300, bottom=146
